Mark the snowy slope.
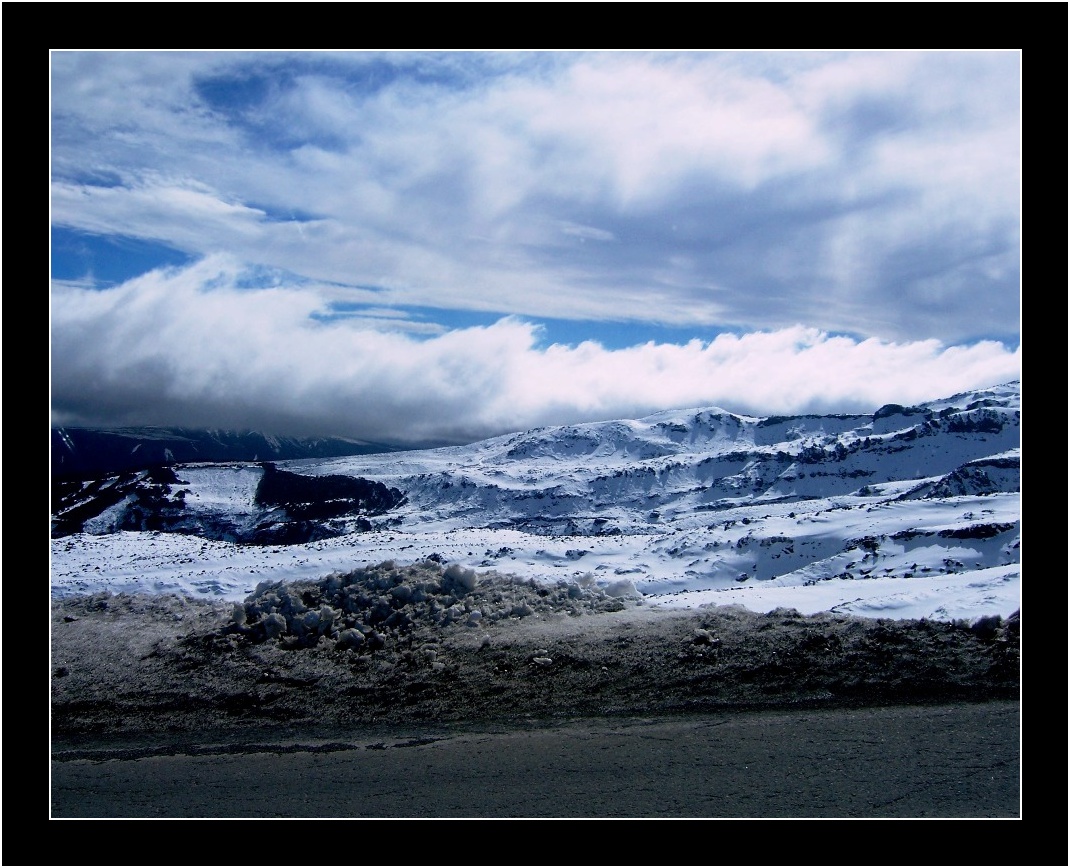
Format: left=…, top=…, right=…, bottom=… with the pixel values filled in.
left=50, top=382, right=1021, bottom=620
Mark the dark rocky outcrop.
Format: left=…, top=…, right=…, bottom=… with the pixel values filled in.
left=51, top=463, right=406, bottom=544
left=254, top=463, right=404, bottom=521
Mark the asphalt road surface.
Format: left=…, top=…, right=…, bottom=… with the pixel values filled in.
left=51, top=700, right=1019, bottom=819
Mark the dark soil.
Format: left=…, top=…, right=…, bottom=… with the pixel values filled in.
left=50, top=566, right=1020, bottom=742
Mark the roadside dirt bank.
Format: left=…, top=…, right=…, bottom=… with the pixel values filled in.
left=51, top=567, right=1019, bottom=740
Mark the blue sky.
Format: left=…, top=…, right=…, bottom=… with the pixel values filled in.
left=51, top=51, right=1020, bottom=446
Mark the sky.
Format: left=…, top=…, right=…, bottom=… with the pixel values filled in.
left=50, top=50, right=1021, bottom=447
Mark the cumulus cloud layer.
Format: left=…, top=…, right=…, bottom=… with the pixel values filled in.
left=51, top=259, right=1021, bottom=445
left=51, top=51, right=1020, bottom=345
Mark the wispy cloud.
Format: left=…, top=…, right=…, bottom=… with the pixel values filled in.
left=52, top=51, right=1020, bottom=343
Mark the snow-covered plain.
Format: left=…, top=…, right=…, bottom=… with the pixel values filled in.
left=50, top=382, right=1021, bottom=622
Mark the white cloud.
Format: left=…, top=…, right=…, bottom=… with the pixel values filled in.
left=558, top=221, right=616, bottom=242
left=50, top=259, right=1021, bottom=445
left=50, top=51, right=1021, bottom=345
left=51, top=179, right=273, bottom=250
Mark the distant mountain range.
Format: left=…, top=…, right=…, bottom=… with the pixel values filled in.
left=52, top=384, right=1021, bottom=542
left=51, top=427, right=401, bottom=481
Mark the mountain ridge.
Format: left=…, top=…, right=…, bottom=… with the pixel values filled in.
left=51, top=426, right=404, bottom=481
left=50, top=381, right=1020, bottom=619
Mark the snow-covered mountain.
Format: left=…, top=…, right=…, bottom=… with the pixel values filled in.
left=50, top=381, right=1020, bottom=621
